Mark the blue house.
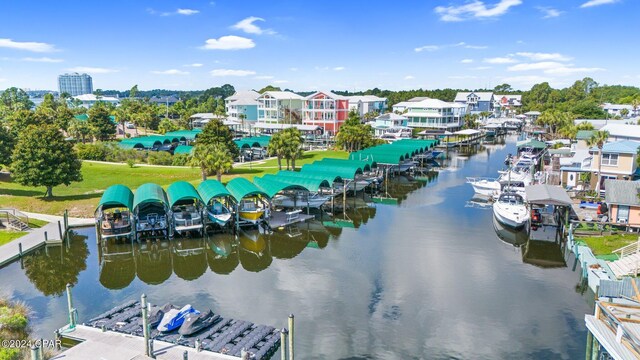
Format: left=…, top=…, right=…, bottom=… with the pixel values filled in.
left=454, top=92, right=494, bottom=114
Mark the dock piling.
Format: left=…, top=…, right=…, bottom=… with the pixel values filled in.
left=183, top=350, right=188, bottom=360
left=288, top=314, right=294, bottom=360
left=18, top=242, right=23, bottom=258
left=37, top=339, right=43, bottom=359
left=149, top=339, right=155, bottom=359
left=44, top=231, right=48, bottom=242
left=141, top=294, right=150, bottom=356
left=66, top=284, right=75, bottom=328
left=280, top=328, right=288, bottom=360
left=30, top=345, right=40, bottom=360
left=58, top=221, right=63, bottom=240
left=195, top=338, right=201, bottom=352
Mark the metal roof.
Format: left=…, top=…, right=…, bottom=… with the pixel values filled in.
left=197, top=180, right=231, bottom=205
left=261, top=174, right=331, bottom=192
left=349, top=151, right=406, bottom=164
left=604, top=179, right=640, bottom=206
left=119, top=136, right=174, bottom=149
left=524, top=184, right=572, bottom=206
left=234, top=136, right=271, bottom=148
left=164, top=129, right=202, bottom=140
left=166, top=181, right=203, bottom=207
left=317, top=158, right=374, bottom=172
left=226, top=177, right=269, bottom=202
left=576, top=130, right=595, bottom=140
left=301, top=163, right=363, bottom=180
left=97, top=185, right=134, bottom=212
left=592, top=140, right=640, bottom=155
left=276, top=170, right=343, bottom=184
left=516, top=139, right=547, bottom=149
left=173, top=145, right=194, bottom=155
left=254, top=176, right=309, bottom=198
left=132, top=183, right=169, bottom=210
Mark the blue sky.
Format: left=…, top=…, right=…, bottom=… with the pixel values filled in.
left=0, top=0, right=637, bottom=92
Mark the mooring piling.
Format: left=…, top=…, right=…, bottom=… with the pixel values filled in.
left=280, top=328, right=288, bottom=360
left=141, top=294, right=150, bottom=356
left=288, top=314, right=294, bottom=360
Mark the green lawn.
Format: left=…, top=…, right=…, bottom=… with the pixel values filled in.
left=577, top=233, right=639, bottom=256
left=0, top=149, right=348, bottom=217
left=0, top=231, right=28, bottom=247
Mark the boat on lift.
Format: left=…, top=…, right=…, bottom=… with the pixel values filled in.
left=492, top=192, right=530, bottom=230
left=272, top=192, right=330, bottom=208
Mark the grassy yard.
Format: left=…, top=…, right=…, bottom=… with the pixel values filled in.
left=577, top=233, right=639, bottom=257
left=0, top=231, right=27, bottom=247
left=0, top=149, right=347, bottom=217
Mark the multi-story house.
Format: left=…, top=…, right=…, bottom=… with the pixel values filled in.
left=588, top=140, right=640, bottom=192
left=600, top=123, right=640, bottom=142
left=347, top=95, right=387, bottom=118
left=601, top=103, right=637, bottom=118
left=302, top=91, right=350, bottom=134
left=225, top=90, right=260, bottom=127
left=454, top=92, right=494, bottom=114
left=494, top=94, right=522, bottom=117
left=257, top=91, right=304, bottom=124
left=403, top=98, right=466, bottom=130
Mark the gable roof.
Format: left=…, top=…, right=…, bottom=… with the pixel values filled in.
left=304, top=90, right=347, bottom=100
left=455, top=92, right=494, bottom=102
left=404, top=98, right=456, bottom=110
left=258, top=91, right=304, bottom=100
left=225, top=90, right=260, bottom=105
left=576, top=130, right=595, bottom=140
left=375, top=113, right=408, bottom=121
left=347, top=95, right=387, bottom=103
left=592, top=140, right=640, bottom=154
left=525, top=184, right=572, bottom=206
left=600, top=123, right=640, bottom=140
left=605, top=180, right=640, bottom=206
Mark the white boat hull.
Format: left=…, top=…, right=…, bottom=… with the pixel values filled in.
left=272, top=194, right=329, bottom=208
left=493, top=202, right=529, bottom=229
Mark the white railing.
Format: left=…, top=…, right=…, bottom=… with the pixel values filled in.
left=613, top=237, right=640, bottom=260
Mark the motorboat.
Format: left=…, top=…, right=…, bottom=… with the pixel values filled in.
left=467, top=170, right=531, bottom=197
left=96, top=185, right=134, bottom=240
left=335, top=179, right=371, bottom=192
left=98, top=209, right=133, bottom=239
left=133, top=183, right=171, bottom=238
left=206, top=200, right=232, bottom=227
left=179, top=309, right=219, bottom=336
left=389, top=161, right=417, bottom=173
left=157, top=304, right=198, bottom=332
left=238, top=199, right=265, bottom=224
left=172, top=204, right=204, bottom=234
left=492, top=192, right=530, bottom=230
left=492, top=213, right=528, bottom=247
left=272, top=192, right=330, bottom=208
left=167, top=181, right=205, bottom=236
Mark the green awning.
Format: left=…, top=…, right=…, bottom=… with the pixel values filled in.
left=167, top=181, right=203, bottom=207
left=97, top=184, right=134, bottom=212
left=317, top=158, right=376, bottom=171
left=226, top=178, right=270, bottom=202
left=197, top=180, right=231, bottom=205
left=120, top=136, right=169, bottom=149
left=276, top=170, right=343, bottom=184
left=517, top=139, right=547, bottom=149
left=173, top=145, right=194, bottom=155
left=133, top=183, right=169, bottom=210
left=262, top=174, right=330, bottom=193
left=300, top=163, right=363, bottom=180
left=234, top=136, right=271, bottom=149
left=349, top=151, right=405, bottom=165
left=254, top=176, right=309, bottom=198
left=164, top=129, right=202, bottom=141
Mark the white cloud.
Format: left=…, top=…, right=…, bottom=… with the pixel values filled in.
left=273, top=80, right=289, bottom=84
left=434, top=0, right=522, bottom=22
left=200, top=36, right=255, bottom=50
left=0, top=38, right=57, bottom=52
left=0, top=78, right=6, bottom=82
left=210, top=69, right=256, bottom=77
left=184, top=63, right=203, bottom=67
left=516, top=40, right=525, bottom=44
left=415, top=45, right=440, bottom=52
left=515, top=52, right=572, bottom=62
left=289, top=67, right=298, bottom=72
left=151, top=69, right=189, bottom=75
left=23, top=57, right=63, bottom=63
left=473, top=66, right=492, bottom=70
left=404, top=75, right=415, bottom=80
left=461, top=43, right=488, bottom=49
left=484, top=57, right=517, bottom=64
left=536, top=6, right=562, bottom=18
left=508, top=61, right=565, bottom=71
left=67, top=66, right=119, bottom=74
left=507, top=61, right=605, bottom=76
left=333, top=66, right=345, bottom=71
left=232, top=16, right=276, bottom=35
left=461, top=59, right=474, bottom=64
left=176, top=8, right=199, bottom=15
left=580, top=0, right=619, bottom=8
left=415, top=42, right=487, bottom=52
left=254, top=75, right=274, bottom=79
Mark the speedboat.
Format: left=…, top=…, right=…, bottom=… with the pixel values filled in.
left=179, top=309, right=219, bottom=336
left=492, top=192, right=530, bottom=230
left=238, top=200, right=265, bottom=224
left=172, top=205, right=204, bottom=234
left=157, top=304, right=198, bottom=332
left=206, top=200, right=232, bottom=227
left=467, top=171, right=531, bottom=196
left=272, top=192, right=330, bottom=208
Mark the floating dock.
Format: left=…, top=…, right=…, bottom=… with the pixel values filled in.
left=59, top=300, right=280, bottom=360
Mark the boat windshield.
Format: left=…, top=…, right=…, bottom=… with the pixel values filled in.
left=499, top=193, right=524, bottom=205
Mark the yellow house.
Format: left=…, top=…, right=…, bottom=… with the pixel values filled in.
left=589, top=140, right=640, bottom=192
left=604, top=179, right=640, bottom=226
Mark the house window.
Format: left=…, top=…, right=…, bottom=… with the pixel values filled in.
left=617, top=205, right=630, bottom=223
left=601, top=154, right=619, bottom=166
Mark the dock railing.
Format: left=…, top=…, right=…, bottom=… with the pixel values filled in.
left=613, top=237, right=640, bottom=261
left=0, top=208, right=30, bottom=230
left=596, top=301, right=640, bottom=358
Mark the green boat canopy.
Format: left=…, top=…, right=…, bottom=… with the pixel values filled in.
left=164, top=129, right=202, bottom=141
left=254, top=176, right=309, bottom=198
left=173, top=145, right=194, bottom=155
left=97, top=185, right=134, bottom=212
left=517, top=139, right=547, bottom=149
left=276, top=170, right=343, bottom=184
left=234, top=136, right=271, bottom=149
left=317, top=158, right=376, bottom=171
left=349, top=151, right=406, bottom=164
left=301, top=163, right=363, bottom=180
left=197, top=180, right=231, bottom=205
left=118, top=142, right=145, bottom=150
left=226, top=178, right=269, bottom=202
left=133, top=183, right=169, bottom=210
left=261, top=174, right=331, bottom=193
left=167, top=181, right=203, bottom=207
left=119, top=136, right=168, bottom=149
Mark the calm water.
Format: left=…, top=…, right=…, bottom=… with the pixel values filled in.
left=0, top=136, right=593, bottom=359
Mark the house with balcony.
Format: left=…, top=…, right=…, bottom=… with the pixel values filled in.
left=494, top=94, right=522, bottom=117
left=403, top=98, right=466, bottom=130
left=256, top=91, right=304, bottom=124
left=588, top=140, right=640, bottom=192
left=302, top=91, right=350, bottom=134
left=370, top=113, right=408, bottom=137
left=347, top=95, right=387, bottom=118
left=454, top=92, right=494, bottom=114
left=225, top=90, right=260, bottom=127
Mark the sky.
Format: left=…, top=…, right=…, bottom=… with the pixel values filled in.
left=0, top=0, right=637, bottom=92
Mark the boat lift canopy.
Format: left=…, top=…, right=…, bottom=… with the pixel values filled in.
left=276, top=170, right=343, bottom=185
left=525, top=184, right=572, bottom=206
left=226, top=177, right=270, bottom=202
left=253, top=176, right=310, bottom=198
left=96, top=184, right=134, bottom=213
left=234, top=136, right=271, bottom=149
left=167, top=181, right=203, bottom=207
left=132, top=183, right=169, bottom=211
left=517, top=139, right=547, bottom=150
left=300, top=163, right=363, bottom=180
left=318, top=158, right=378, bottom=170
left=197, top=179, right=231, bottom=205
left=262, top=174, right=331, bottom=192
left=164, top=129, right=202, bottom=141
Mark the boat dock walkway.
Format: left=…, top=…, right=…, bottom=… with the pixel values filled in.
left=268, top=210, right=314, bottom=229
left=58, top=300, right=281, bottom=360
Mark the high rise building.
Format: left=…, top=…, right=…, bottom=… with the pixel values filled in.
left=58, top=73, right=93, bottom=96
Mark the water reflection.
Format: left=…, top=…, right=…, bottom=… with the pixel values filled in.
left=137, top=241, right=172, bottom=285
left=24, top=231, right=89, bottom=296
left=493, top=214, right=528, bottom=247
left=99, top=240, right=135, bottom=290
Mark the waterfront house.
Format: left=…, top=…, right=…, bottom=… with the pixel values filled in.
left=403, top=98, right=466, bottom=130
left=494, top=94, right=522, bottom=117
left=601, top=103, right=637, bottom=118
left=588, top=140, right=640, bottom=192
left=72, top=94, right=120, bottom=108
left=599, top=123, right=640, bottom=142
left=524, top=111, right=541, bottom=124
left=370, top=113, right=408, bottom=137
left=257, top=91, right=304, bottom=124
left=302, top=91, right=350, bottom=134
left=347, top=95, right=387, bottom=118
left=225, top=90, right=260, bottom=126
left=148, top=95, right=180, bottom=107
left=454, top=92, right=494, bottom=114
left=604, top=179, right=640, bottom=226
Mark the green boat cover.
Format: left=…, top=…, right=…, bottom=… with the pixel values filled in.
left=97, top=184, right=134, bottom=212
left=133, top=183, right=169, bottom=210
left=234, top=136, right=271, bottom=149
left=254, top=176, right=309, bottom=198
left=167, top=181, right=203, bottom=207
left=226, top=178, right=269, bottom=202
left=516, top=139, right=547, bottom=149
left=317, top=158, right=376, bottom=171
left=173, top=145, right=194, bottom=155
left=300, top=163, right=363, bottom=180
left=261, top=174, right=330, bottom=193
left=164, top=129, right=202, bottom=141
left=276, top=170, right=343, bottom=184
left=197, top=180, right=231, bottom=205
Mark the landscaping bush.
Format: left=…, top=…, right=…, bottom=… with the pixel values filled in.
left=172, top=154, right=190, bottom=166
left=147, top=151, right=173, bottom=165
left=75, top=143, right=110, bottom=161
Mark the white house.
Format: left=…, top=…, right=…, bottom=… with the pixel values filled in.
left=225, top=90, right=260, bottom=125
left=347, top=95, right=387, bottom=118
left=72, top=94, right=120, bottom=108
left=392, top=97, right=431, bottom=113
left=601, top=103, right=637, bottom=118
left=600, top=123, right=640, bottom=142
left=454, top=92, right=494, bottom=114
left=257, top=91, right=304, bottom=124
left=403, top=98, right=466, bottom=130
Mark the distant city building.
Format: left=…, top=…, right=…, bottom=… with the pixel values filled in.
left=72, top=94, right=119, bottom=108
left=58, top=73, right=93, bottom=96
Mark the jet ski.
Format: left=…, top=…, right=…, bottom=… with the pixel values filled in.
left=149, top=303, right=176, bottom=328
left=157, top=304, right=199, bottom=332
left=178, top=309, right=219, bottom=336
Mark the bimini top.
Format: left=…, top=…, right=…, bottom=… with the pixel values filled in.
left=133, top=183, right=169, bottom=210
left=226, top=177, right=269, bottom=202
left=166, top=181, right=203, bottom=207
left=262, top=174, right=331, bottom=192
left=301, top=163, right=363, bottom=180
left=97, top=185, right=134, bottom=212
left=197, top=179, right=231, bottom=205
left=253, top=176, right=310, bottom=198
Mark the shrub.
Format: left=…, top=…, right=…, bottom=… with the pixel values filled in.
left=75, top=143, right=110, bottom=161
left=147, top=151, right=173, bottom=165
left=0, top=348, right=20, bottom=360
left=0, top=306, right=28, bottom=331
left=172, top=154, right=190, bottom=166
left=126, top=158, right=136, bottom=168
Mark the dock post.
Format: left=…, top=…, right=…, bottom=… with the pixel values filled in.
left=58, top=221, right=63, bottom=240
left=30, top=345, right=40, bottom=360
left=280, top=328, right=288, bottom=360
left=288, top=314, right=294, bottom=360
left=141, top=294, right=150, bottom=356
left=149, top=339, right=155, bottom=359
left=37, top=339, right=44, bottom=359
left=195, top=338, right=201, bottom=352
left=241, top=348, right=249, bottom=360
left=66, top=284, right=75, bottom=328
left=18, top=242, right=23, bottom=258
left=183, top=350, right=188, bottom=360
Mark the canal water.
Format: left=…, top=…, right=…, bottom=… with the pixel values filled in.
left=0, top=136, right=593, bottom=359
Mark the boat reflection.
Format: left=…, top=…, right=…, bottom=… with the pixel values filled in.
left=206, top=235, right=239, bottom=275
left=493, top=214, right=528, bottom=247
left=137, top=240, right=171, bottom=285
left=172, top=238, right=208, bottom=281
left=99, top=241, right=135, bottom=290
left=239, top=229, right=272, bottom=273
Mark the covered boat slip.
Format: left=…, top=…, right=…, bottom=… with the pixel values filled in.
left=95, top=185, right=134, bottom=240
left=197, top=180, right=233, bottom=228
left=524, top=184, right=573, bottom=242
left=133, top=183, right=171, bottom=238
left=167, top=181, right=205, bottom=235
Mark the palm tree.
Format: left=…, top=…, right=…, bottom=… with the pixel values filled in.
left=268, top=131, right=288, bottom=170
left=632, top=98, right=640, bottom=118
left=284, top=128, right=304, bottom=170
left=189, top=143, right=233, bottom=181
left=587, top=130, right=610, bottom=195
left=620, top=108, right=630, bottom=118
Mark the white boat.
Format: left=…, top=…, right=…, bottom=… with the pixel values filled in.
left=206, top=200, right=232, bottom=227
left=389, top=161, right=417, bottom=173
left=335, top=179, right=371, bottom=192
left=272, top=193, right=330, bottom=208
left=492, top=192, right=530, bottom=230
left=467, top=170, right=531, bottom=196
left=377, top=127, right=412, bottom=143
left=172, top=205, right=204, bottom=234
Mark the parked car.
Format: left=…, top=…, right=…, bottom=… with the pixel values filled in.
left=125, top=122, right=136, bottom=129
